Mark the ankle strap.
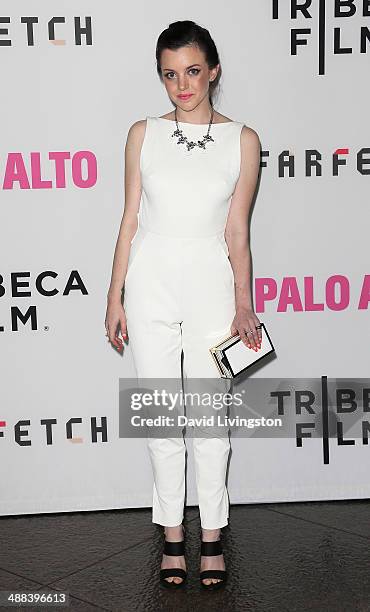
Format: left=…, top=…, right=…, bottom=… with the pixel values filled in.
left=163, top=540, right=185, bottom=556
left=201, top=540, right=222, bottom=556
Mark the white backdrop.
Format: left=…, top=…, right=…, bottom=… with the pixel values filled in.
left=1, top=1, right=369, bottom=515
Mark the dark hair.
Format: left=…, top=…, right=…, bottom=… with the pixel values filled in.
left=155, top=20, right=221, bottom=106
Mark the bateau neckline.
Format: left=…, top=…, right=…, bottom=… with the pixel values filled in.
left=156, top=116, right=237, bottom=126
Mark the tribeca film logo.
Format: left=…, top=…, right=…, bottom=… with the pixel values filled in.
left=272, top=0, right=370, bottom=75
left=276, top=377, right=370, bottom=465
left=0, top=271, right=88, bottom=332
left=0, top=16, right=92, bottom=46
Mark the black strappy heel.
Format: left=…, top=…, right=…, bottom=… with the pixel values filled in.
left=200, top=537, right=227, bottom=590
left=159, top=525, right=187, bottom=589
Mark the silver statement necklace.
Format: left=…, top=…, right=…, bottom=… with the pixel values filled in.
left=171, top=107, right=215, bottom=151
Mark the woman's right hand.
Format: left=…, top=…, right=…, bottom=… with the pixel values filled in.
left=105, top=297, right=127, bottom=352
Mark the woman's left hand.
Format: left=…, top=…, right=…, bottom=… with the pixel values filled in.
left=230, top=307, right=262, bottom=351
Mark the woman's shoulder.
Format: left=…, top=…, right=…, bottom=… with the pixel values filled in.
left=127, top=118, right=148, bottom=133
left=240, top=124, right=261, bottom=149
left=125, top=118, right=149, bottom=147
left=212, top=111, right=234, bottom=124
left=214, top=114, right=261, bottom=151
left=216, top=113, right=260, bottom=147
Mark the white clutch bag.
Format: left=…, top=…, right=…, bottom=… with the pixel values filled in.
left=209, top=322, right=275, bottom=379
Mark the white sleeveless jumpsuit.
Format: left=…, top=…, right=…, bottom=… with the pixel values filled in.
left=124, top=116, right=244, bottom=529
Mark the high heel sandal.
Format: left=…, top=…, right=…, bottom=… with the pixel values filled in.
left=199, top=535, right=228, bottom=590
left=159, top=525, right=187, bottom=589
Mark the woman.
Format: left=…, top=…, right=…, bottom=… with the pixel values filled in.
left=105, top=20, right=261, bottom=590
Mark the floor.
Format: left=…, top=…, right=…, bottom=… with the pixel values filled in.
left=1, top=499, right=370, bottom=611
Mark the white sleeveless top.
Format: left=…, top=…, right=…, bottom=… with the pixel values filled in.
left=138, top=116, right=244, bottom=239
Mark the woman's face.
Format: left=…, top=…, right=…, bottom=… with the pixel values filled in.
left=159, top=44, right=219, bottom=112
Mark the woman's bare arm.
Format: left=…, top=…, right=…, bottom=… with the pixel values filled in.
left=107, top=119, right=147, bottom=304
left=104, top=119, right=146, bottom=350
left=225, top=125, right=261, bottom=348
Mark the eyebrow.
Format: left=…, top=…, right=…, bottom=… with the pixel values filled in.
left=162, top=64, right=202, bottom=71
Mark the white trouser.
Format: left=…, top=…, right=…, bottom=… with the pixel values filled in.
left=124, top=228, right=235, bottom=529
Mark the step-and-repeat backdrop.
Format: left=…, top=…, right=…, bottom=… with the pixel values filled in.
left=1, top=2, right=369, bottom=515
